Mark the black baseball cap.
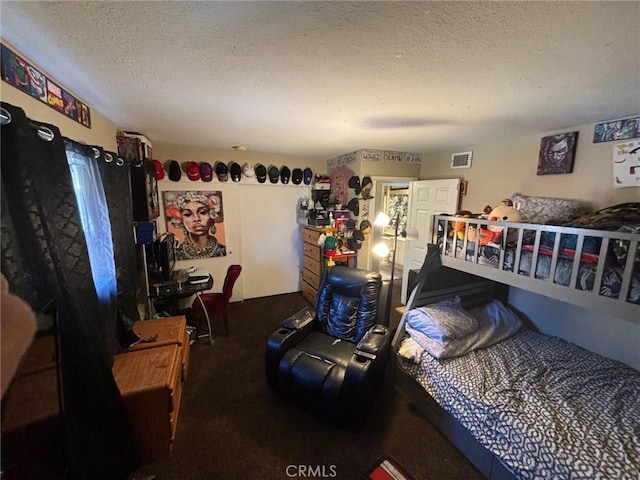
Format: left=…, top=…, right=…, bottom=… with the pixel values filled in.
left=255, top=163, right=267, bottom=183
left=268, top=165, right=280, bottom=184
left=229, top=162, right=242, bottom=182
left=280, top=166, right=291, bottom=184
left=215, top=161, right=229, bottom=181
left=168, top=160, right=181, bottom=181
left=292, top=168, right=303, bottom=184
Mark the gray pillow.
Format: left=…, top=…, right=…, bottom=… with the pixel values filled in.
left=405, top=296, right=478, bottom=346
left=406, top=299, right=523, bottom=359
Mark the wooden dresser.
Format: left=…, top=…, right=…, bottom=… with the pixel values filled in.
left=112, top=315, right=190, bottom=462
left=301, top=226, right=324, bottom=303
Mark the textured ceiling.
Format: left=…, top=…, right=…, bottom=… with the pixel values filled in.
left=1, top=1, right=639, bottom=159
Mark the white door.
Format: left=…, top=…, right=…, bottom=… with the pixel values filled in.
left=240, top=184, right=308, bottom=299
left=400, top=179, right=460, bottom=303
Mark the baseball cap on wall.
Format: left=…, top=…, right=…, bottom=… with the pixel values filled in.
left=215, top=161, right=229, bottom=182
left=280, top=166, right=291, bottom=184
left=152, top=159, right=165, bottom=180
left=200, top=162, right=213, bottom=182
left=268, top=165, right=280, bottom=184
left=186, top=161, right=200, bottom=181
left=292, top=168, right=303, bottom=185
left=361, top=176, right=373, bottom=199
left=242, top=162, right=255, bottom=179
left=303, top=167, right=313, bottom=185
left=347, top=197, right=359, bottom=216
left=255, top=163, right=267, bottom=183
left=348, top=175, right=361, bottom=195
left=168, top=160, right=181, bottom=181
left=229, top=162, right=242, bottom=182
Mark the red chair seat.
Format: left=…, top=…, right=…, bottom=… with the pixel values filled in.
left=192, top=265, right=242, bottom=338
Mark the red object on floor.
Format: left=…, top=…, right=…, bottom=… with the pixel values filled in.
left=192, top=265, right=242, bottom=337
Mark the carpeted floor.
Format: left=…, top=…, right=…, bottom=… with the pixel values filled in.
left=133, top=286, right=484, bottom=480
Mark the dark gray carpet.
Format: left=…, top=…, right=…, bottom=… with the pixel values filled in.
left=133, top=287, right=484, bottom=480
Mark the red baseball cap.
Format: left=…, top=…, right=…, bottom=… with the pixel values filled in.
left=152, top=159, right=165, bottom=180
left=186, top=161, right=200, bottom=181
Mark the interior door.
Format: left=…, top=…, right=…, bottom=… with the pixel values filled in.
left=240, top=185, right=308, bottom=299
left=400, top=178, right=460, bottom=303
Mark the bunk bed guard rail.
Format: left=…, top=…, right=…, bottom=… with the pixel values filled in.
left=433, top=215, right=640, bottom=323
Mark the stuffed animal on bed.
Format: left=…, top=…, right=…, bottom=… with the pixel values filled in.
left=448, top=210, right=482, bottom=240
left=479, top=199, right=529, bottom=245
left=483, top=199, right=528, bottom=223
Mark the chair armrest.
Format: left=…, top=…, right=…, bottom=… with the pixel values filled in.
left=265, top=307, right=317, bottom=389
left=343, top=325, right=391, bottom=402
left=282, top=306, right=316, bottom=330
left=355, top=324, right=390, bottom=357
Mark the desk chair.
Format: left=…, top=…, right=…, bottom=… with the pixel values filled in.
left=192, top=265, right=242, bottom=337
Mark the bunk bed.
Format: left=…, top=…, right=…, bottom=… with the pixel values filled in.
left=433, top=201, right=640, bottom=322
left=391, top=201, right=640, bottom=480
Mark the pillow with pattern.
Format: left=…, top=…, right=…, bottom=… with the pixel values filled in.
left=510, top=193, right=587, bottom=224
left=405, top=296, right=478, bottom=346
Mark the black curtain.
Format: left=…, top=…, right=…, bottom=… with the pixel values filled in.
left=1, top=102, right=140, bottom=479
left=96, top=147, right=140, bottom=331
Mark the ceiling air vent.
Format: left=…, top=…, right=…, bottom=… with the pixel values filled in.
left=451, top=151, right=473, bottom=169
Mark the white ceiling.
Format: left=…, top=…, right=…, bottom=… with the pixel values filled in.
left=1, top=1, right=639, bottom=160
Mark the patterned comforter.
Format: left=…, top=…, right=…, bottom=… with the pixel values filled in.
left=397, top=330, right=640, bottom=479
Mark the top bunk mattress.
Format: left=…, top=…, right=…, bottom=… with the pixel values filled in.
left=397, top=328, right=640, bottom=480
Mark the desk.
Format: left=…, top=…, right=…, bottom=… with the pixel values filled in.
left=148, top=275, right=214, bottom=345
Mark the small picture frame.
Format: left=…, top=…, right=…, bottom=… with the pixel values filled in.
left=537, top=131, right=578, bottom=175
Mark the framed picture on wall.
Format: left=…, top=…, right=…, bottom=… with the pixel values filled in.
left=162, top=191, right=227, bottom=259
left=382, top=186, right=409, bottom=236
left=593, top=116, right=640, bottom=143
left=537, top=131, right=578, bottom=175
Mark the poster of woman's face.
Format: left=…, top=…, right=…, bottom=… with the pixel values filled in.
left=162, top=191, right=227, bottom=260
left=537, top=131, right=578, bottom=175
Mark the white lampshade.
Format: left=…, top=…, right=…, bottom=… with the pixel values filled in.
left=372, top=241, right=390, bottom=258
left=374, top=211, right=391, bottom=227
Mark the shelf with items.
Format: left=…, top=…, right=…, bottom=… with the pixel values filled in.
left=300, top=225, right=360, bottom=304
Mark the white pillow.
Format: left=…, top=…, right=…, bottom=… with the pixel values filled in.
left=398, top=337, right=424, bottom=362
left=404, top=296, right=478, bottom=346
left=406, top=299, right=523, bottom=359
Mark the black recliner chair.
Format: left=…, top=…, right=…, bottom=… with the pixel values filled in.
left=265, top=266, right=390, bottom=425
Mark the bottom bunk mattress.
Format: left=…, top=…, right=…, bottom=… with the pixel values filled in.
left=397, top=329, right=640, bottom=479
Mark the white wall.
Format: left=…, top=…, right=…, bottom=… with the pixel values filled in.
left=509, top=288, right=639, bottom=371
left=420, top=122, right=639, bottom=213
left=153, top=143, right=325, bottom=302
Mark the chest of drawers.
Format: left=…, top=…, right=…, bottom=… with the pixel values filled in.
left=301, top=226, right=323, bottom=304
left=113, top=315, right=189, bottom=462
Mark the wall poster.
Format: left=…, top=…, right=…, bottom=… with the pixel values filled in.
left=162, top=191, right=227, bottom=259
left=613, top=140, right=640, bottom=188
left=1, top=43, right=91, bottom=128
left=594, top=117, right=639, bottom=143
left=537, top=131, right=578, bottom=175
